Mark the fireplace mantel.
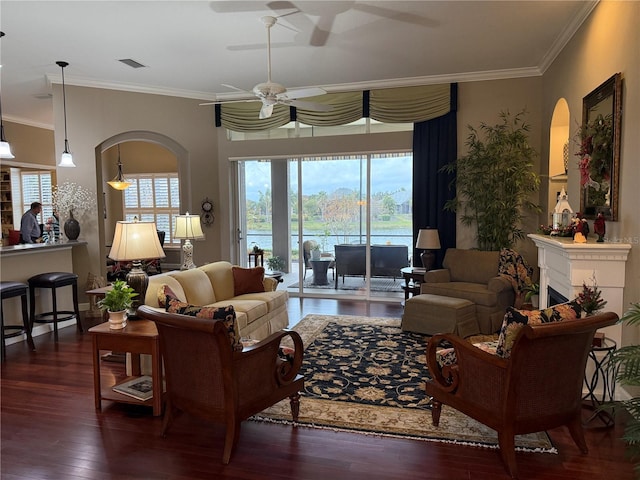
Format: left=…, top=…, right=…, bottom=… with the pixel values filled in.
left=528, top=233, right=631, bottom=345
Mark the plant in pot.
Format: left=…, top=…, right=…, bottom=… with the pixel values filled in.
left=97, top=280, right=138, bottom=330
left=523, top=282, right=540, bottom=308
left=609, top=301, right=640, bottom=474
left=266, top=255, right=286, bottom=273
left=442, top=109, right=541, bottom=251
left=310, top=243, right=321, bottom=261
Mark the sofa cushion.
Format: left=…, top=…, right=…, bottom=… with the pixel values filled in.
left=421, top=282, right=500, bottom=307
left=165, top=297, right=242, bottom=351
left=233, top=290, right=288, bottom=312
left=145, top=274, right=187, bottom=307
left=495, top=301, right=582, bottom=358
left=199, top=261, right=235, bottom=302
left=443, top=249, right=499, bottom=284
left=170, top=268, right=216, bottom=306
left=436, top=340, right=499, bottom=367
left=208, top=299, right=268, bottom=331
left=232, top=266, right=265, bottom=296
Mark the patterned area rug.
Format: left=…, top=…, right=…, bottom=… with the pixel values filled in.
left=252, top=314, right=556, bottom=453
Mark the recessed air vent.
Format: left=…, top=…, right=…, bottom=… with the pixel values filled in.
left=118, top=58, right=146, bottom=69
left=34, top=93, right=53, bottom=100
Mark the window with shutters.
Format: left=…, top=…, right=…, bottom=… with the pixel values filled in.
left=123, top=173, right=180, bottom=245
left=20, top=171, right=53, bottom=224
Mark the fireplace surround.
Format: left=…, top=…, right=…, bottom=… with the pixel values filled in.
left=528, top=233, right=631, bottom=346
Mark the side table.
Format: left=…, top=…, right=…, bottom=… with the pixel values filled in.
left=400, top=266, right=426, bottom=301
left=582, top=336, right=617, bottom=427
left=310, top=259, right=332, bottom=285
left=89, top=320, right=163, bottom=416
left=248, top=251, right=264, bottom=267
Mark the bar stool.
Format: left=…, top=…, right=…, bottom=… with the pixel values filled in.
left=28, top=272, right=82, bottom=342
left=0, top=281, right=36, bottom=362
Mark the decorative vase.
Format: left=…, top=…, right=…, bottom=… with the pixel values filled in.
left=311, top=249, right=321, bottom=261
left=64, top=211, right=80, bottom=241
left=108, top=310, right=128, bottom=330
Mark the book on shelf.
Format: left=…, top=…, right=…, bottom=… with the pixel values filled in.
left=112, top=375, right=153, bottom=401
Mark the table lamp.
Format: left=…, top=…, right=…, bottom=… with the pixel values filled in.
left=174, top=212, right=205, bottom=270
left=415, top=228, right=440, bottom=270
left=108, top=219, right=166, bottom=313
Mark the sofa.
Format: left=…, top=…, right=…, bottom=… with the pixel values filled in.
left=333, top=244, right=409, bottom=288
left=144, top=261, right=289, bottom=340
left=420, top=248, right=515, bottom=334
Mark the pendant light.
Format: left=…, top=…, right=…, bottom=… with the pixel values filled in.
left=107, top=144, right=132, bottom=190
left=56, top=61, right=75, bottom=167
left=0, top=32, right=15, bottom=159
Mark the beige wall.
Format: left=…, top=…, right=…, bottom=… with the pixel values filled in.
left=541, top=0, right=639, bottom=345
left=2, top=121, right=55, bottom=168
left=455, top=77, right=543, bottom=267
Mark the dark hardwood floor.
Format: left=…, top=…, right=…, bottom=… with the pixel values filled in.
left=1, top=298, right=635, bottom=479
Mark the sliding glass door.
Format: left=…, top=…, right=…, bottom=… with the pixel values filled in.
left=235, top=152, right=412, bottom=299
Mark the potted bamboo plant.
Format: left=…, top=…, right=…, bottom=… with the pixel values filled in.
left=97, top=280, right=138, bottom=330
left=442, top=109, right=541, bottom=251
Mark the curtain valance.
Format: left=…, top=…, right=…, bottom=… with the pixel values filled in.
left=216, top=84, right=452, bottom=132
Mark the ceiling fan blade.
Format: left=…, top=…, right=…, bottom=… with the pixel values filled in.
left=284, top=99, right=332, bottom=112
left=221, top=83, right=251, bottom=94
left=259, top=103, right=274, bottom=119
left=281, top=87, right=326, bottom=99
left=199, top=99, right=257, bottom=106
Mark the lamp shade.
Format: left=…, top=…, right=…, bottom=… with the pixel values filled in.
left=0, top=140, right=14, bottom=159
left=108, top=221, right=166, bottom=261
left=174, top=213, right=205, bottom=240
left=416, top=228, right=441, bottom=250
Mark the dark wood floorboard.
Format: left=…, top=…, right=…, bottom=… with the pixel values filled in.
left=1, top=298, right=635, bottom=479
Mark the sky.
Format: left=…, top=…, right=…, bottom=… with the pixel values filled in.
left=243, top=155, right=412, bottom=202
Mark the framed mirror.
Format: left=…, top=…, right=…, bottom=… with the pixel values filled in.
left=579, top=73, right=622, bottom=221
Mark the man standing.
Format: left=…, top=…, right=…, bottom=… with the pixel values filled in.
left=20, top=201, right=42, bottom=243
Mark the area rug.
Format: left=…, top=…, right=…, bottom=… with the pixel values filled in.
left=288, top=276, right=404, bottom=292
left=252, top=314, right=556, bottom=453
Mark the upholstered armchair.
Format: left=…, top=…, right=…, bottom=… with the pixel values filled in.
left=425, top=311, right=618, bottom=479
left=137, top=305, right=304, bottom=464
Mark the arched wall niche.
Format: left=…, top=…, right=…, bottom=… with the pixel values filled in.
left=94, top=131, right=190, bottom=277
left=547, top=98, right=570, bottom=222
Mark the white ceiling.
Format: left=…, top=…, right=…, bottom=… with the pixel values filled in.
left=0, top=1, right=596, bottom=128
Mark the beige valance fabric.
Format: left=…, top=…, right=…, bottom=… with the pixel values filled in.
left=218, top=84, right=452, bottom=132
left=369, top=84, right=451, bottom=123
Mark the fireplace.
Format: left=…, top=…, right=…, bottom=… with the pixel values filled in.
left=547, top=287, right=568, bottom=306
left=528, top=233, right=631, bottom=347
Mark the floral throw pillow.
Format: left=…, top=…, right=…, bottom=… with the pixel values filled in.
left=165, top=296, right=242, bottom=351
left=157, top=284, right=179, bottom=308
left=495, top=301, right=582, bottom=359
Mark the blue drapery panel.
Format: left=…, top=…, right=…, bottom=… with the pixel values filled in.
left=412, top=84, right=458, bottom=268
left=215, top=84, right=451, bottom=132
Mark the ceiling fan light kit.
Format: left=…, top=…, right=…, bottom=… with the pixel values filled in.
left=202, top=15, right=331, bottom=119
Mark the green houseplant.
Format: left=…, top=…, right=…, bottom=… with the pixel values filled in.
left=443, top=110, right=541, bottom=251
left=610, top=301, right=640, bottom=474
left=97, top=280, right=138, bottom=330
left=266, top=255, right=286, bottom=272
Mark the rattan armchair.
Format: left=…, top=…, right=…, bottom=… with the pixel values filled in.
left=425, top=311, right=619, bottom=479
left=137, top=305, right=304, bottom=464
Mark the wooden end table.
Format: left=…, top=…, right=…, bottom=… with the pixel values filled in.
left=400, top=266, right=426, bottom=301
left=89, top=320, right=163, bottom=416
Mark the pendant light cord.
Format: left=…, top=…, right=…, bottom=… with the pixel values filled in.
left=57, top=61, right=70, bottom=151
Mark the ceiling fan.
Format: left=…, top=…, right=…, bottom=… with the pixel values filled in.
left=201, top=15, right=331, bottom=119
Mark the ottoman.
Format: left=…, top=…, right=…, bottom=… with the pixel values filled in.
left=401, top=294, right=479, bottom=338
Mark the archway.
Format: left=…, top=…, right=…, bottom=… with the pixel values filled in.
left=547, top=98, right=570, bottom=221
left=95, top=131, right=190, bottom=277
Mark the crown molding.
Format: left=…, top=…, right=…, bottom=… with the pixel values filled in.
left=539, top=0, right=599, bottom=74
left=3, top=115, right=54, bottom=130
left=46, top=65, right=544, bottom=105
